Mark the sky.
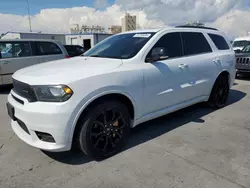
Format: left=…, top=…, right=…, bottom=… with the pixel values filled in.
left=0, top=0, right=115, bottom=15
left=0, top=0, right=250, bottom=38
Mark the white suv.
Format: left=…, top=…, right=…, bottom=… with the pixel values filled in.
left=7, top=26, right=236, bottom=159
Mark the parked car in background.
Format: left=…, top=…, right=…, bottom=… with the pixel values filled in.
left=232, top=36, right=250, bottom=53
left=235, top=43, right=250, bottom=76
left=0, top=39, right=69, bottom=85
left=64, top=45, right=85, bottom=57
left=7, top=26, right=235, bottom=159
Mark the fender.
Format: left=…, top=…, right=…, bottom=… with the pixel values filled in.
left=67, top=88, right=138, bottom=144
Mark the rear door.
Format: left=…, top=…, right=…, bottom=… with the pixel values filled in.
left=180, top=32, right=219, bottom=99
left=207, top=33, right=235, bottom=85
left=32, top=41, right=65, bottom=63
left=0, top=41, right=34, bottom=84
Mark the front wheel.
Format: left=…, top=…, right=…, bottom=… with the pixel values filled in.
left=76, top=100, right=131, bottom=159
left=207, top=75, right=229, bottom=109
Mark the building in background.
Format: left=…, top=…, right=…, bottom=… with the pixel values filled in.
left=109, top=25, right=122, bottom=34
left=65, top=33, right=111, bottom=51
left=70, top=24, right=106, bottom=34
left=1, top=31, right=66, bottom=44
left=121, top=13, right=136, bottom=32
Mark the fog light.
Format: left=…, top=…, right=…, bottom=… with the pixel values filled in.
left=35, top=131, right=55, bottom=143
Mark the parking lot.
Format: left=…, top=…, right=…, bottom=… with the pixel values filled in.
left=0, top=77, right=249, bottom=188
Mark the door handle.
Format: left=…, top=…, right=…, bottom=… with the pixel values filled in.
left=178, top=64, right=188, bottom=68
left=213, top=58, right=221, bottom=63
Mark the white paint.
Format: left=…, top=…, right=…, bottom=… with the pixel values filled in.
left=8, top=27, right=235, bottom=152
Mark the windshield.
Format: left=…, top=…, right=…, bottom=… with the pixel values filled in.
left=241, top=44, right=250, bottom=53
left=233, top=40, right=250, bottom=47
left=84, top=32, right=155, bottom=59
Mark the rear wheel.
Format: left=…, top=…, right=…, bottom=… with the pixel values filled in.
left=76, top=100, right=131, bottom=159
left=208, top=75, right=229, bottom=109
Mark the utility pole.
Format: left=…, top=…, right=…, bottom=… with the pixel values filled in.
left=26, top=0, right=32, bottom=32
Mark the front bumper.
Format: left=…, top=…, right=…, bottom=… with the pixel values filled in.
left=7, top=90, right=74, bottom=152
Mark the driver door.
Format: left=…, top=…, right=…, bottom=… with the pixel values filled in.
left=142, top=32, right=192, bottom=115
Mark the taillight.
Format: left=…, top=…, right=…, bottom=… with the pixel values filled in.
left=65, top=55, right=70, bottom=59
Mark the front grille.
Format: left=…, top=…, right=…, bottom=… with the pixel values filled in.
left=236, top=57, right=250, bottom=65
left=13, top=79, right=37, bottom=102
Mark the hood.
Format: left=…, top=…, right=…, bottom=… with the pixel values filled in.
left=236, top=52, right=250, bottom=58
left=13, top=57, right=123, bottom=85
left=233, top=47, right=244, bottom=51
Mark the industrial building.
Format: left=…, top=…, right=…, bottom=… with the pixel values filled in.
left=121, top=13, right=136, bottom=32
left=65, top=33, right=111, bottom=51
left=1, top=13, right=137, bottom=50
left=1, top=31, right=66, bottom=44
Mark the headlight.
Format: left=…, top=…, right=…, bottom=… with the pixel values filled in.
left=32, top=85, right=73, bottom=102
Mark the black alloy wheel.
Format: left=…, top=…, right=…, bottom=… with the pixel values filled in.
left=208, top=75, right=229, bottom=109
left=76, top=100, right=130, bottom=159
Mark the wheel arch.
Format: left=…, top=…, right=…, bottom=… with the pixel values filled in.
left=208, top=70, right=230, bottom=98
left=68, top=90, right=137, bottom=147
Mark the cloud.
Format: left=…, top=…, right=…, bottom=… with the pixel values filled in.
left=94, top=0, right=109, bottom=9
left=213, top=9, right=250, bottom=37
left=0, top=5, right=164, bottom=34
left=0, top=0, right=250, bottom=38
left=116, top=0, right=242, bottom=24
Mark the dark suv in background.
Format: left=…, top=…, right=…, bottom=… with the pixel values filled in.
left=64, top=45, right=85, bottom=57
left=236, top=44, right=250, bottom=76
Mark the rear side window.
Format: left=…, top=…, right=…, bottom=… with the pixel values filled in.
left=0, top=42, right=31, bottom=59
left=208, top=34, right=230, bottom=50
left=148, top=32, right=183, bottom=59
left=35, top=42, right=62, bottom=56
left=181, top=32, right=212, bottom=56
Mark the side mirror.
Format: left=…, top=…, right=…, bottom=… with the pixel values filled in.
left=146, top=47, right=169, bottom=63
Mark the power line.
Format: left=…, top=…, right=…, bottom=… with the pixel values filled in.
left=26, top=0, right=32, bottom=32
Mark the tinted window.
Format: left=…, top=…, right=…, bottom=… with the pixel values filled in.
left=0, top=42, right=31, bottom=59
left=241, top=44, right=250, bottom=53
left=232, top=40, right=250, bottom=48
left=84, top=32, right=155, bottom=59
left=35, top=42, right=62, bottom=56
left=181, top=32, right=212, bottom=56
left=208, top=34, right=229, bottom=50
left=147, top=32, right=183, bottom=59
left=64, top=45, right=85, bottom=57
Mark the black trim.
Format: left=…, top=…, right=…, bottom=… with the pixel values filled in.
left=12, top=79, right=37, bottom=102
left=176, top=25, right=218, bottom=31
left=0, top=73, right=13, bottom=76
left=11, top=94, right=24, bottom=105
left=17, top=119, right=30, bottom=135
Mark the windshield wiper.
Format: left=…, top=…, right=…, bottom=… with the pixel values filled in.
left=89, top=55, right=102, bottom=57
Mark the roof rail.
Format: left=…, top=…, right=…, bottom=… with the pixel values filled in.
left=175, top=25, right=218, bottom=31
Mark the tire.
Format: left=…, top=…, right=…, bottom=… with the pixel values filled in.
left=207, top=75, right=229, bottom=109
left=75, top=100, right=131, bottom=159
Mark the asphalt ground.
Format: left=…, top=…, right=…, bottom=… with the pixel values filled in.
left=0, top=76, right=250, bottom=188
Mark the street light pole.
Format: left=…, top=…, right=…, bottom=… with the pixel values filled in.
left=26, top=0, right=32, bottom=32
